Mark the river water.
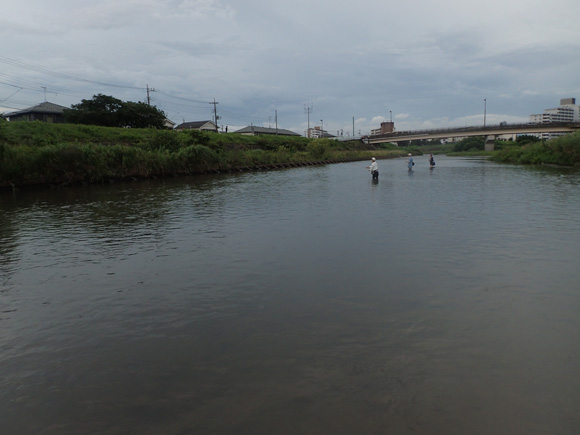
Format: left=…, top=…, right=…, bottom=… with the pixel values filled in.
left=1, top=156, right=580, bottom=434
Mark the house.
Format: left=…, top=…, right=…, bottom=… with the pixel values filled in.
left=174, top=120, right=217, bottom=132
left=234, top=126, right=301, bottom=137
left=163, top=119, right=176, bottom=129
left=3, top=101, right=69, bottom=123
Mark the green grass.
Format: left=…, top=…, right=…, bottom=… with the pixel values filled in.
left=7, top=120, right=576, bottom=189
left=490, top=132, right=580, bottom=167
left=0, top=121, right=411, bottom=188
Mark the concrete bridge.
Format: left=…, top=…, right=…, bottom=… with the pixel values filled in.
left=367, top=122, right=580, bottom=149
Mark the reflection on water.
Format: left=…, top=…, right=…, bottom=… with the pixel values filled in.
left=1, top=157, right=580, bottom=434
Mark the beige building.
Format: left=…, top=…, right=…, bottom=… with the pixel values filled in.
left=530, top=98, right=579, bottom=139
left=307, top=125, right=334, bottom=138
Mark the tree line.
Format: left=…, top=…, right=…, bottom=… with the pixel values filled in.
left=63, top=94, right=167, bottom=129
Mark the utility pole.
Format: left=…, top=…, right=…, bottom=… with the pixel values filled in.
left=210, top=99, right=219, bottom=132
left=353, top=116, right=355, bottom=137
left=484, top=98, right=487, bottom=127
left=304, top=102, right=313, bottom=137
left=146, top=84, right=156, bottom=105
left=275, top=110, right=278, bottom=135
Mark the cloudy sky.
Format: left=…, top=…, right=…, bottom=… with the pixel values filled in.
left=1, top=0, right=579, bottom=136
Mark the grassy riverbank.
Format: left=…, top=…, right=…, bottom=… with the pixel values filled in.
left=443, top=132, right=580, bottom=167
left=401, top=133, right=580, bottom=167
left=4, top=121, right=578, bottom=189
left=489, top=132, right=580, bottom=166
left=0, top=121, right=412, bottom=189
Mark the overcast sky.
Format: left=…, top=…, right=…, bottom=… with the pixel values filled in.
left=1, top=0, right=579, bottom=136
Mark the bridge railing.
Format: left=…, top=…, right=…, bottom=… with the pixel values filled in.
left=368, top=122, right=580, bottom=139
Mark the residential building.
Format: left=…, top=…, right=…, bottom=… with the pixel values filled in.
left=163, top=119, right=176, bottom=129
left=174, top=120, right=217, bottom=132
left=234, top=126, right=301, bottom=137
left=307, top=126, right=334, bottom=138
left=2, top=101, right=69, bottom=123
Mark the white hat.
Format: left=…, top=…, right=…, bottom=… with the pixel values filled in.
left=371, top=157, right=376, bottom=161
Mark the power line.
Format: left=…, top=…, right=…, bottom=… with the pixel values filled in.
left=0, top=55, right=145, bottom=90
left=0, top=55, right=259, bottom=126
left=154, top=90, right=214, bottom=105
left=0, top=73, right=89, bottom=98
left=0, top=86, right=22, bottom=104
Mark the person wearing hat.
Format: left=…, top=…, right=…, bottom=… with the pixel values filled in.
left=367, top=157, right=379, bottom=180
left=407, top=153, right=414, bottom=171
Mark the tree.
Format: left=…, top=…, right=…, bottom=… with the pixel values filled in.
left=516, top=135, right=541, bottom=145
left=64, top=94, right=166, bottom=128
left=453, top=137, right=485, bottom=152
left=119, top=101, right=166, bottom=129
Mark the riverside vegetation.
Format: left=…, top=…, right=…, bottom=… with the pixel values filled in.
left=1, top=120, right=579, bottom=190
left=0, top=121, right=410, bottom=189
left=490, top=132, right=580, bottom=166
left=430, top=133, right=580, bottom=167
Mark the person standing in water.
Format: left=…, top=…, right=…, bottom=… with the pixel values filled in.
left=407, top=153, right=414, bottom=171
left=367, top=157, right=379, bottom=180
left=429, top=154, right=435, bottom=169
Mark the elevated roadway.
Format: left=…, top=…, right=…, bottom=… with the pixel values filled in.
left=367, top=122, right=580, bottom=145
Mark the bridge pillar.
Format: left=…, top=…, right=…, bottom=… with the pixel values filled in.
left=484, top=135, right=496, bottom=151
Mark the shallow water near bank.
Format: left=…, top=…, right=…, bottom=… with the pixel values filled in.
left=1, top=156, right=580, bottom=434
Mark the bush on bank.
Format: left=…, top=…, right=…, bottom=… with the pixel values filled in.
left=490, top=131, right=580, bottom=167
left=0, top=122, right=408, bottom=188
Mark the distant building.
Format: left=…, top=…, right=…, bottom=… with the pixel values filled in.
left=175, top=120, right=217, bottom=132
left=307, top=125, right=334, bottom=138
left=234, top=126, right=301, bottom=137
left=530, top=98, right=580, bottom=139
left=163, top=119, right=176, bottom=129
left=370, top=121, right=395, bottom=136
left=2, top=101, right=69, bottom=123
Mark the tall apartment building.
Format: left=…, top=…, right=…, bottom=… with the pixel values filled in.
left=530, top=98, right=580, bottom=139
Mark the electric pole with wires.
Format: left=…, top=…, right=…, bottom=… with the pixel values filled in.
left=146, top=84, right=156, bottom=105
left=304, top=102, right=313, bottom=137
left=210, top=99, right=219, bottom=132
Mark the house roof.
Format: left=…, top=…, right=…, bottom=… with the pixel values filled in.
left=4, top=101, right=69, bottom=117
left=175, top=120, right=216, bottom=130
left=234, top=126, right=301, bottom=136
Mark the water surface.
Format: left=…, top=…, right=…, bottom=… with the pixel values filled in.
left=1, top=156, right=580, bottom=434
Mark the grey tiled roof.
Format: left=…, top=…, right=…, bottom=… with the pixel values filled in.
left=234, top=126, right=300, bottom=136
left=5, top=101, right=69, bottom=116
left=175, top=120, right=215, bottom=129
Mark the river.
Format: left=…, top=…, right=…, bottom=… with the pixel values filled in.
left=1, top=156, right=580, bottom=434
